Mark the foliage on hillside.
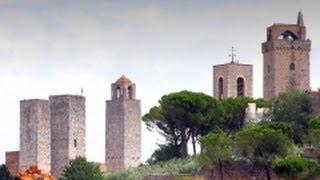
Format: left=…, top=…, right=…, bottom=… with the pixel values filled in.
left=60, top=156, right=104, bottom=180
left=271, top=91, right=313, bottom=144
left=197, top=130, right=233, bottom=180
left=139, top=90, right=320, bottom=179
left=272, top=155, right=320, bottom=180
left=104, top=157, right=200, bottom=180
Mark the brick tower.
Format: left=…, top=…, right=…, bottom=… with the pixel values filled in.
left=262, top=12, right=311, bottom=100
left=50, top=95, right=86, bottom=178
left=19, top=99, right=51, bottom=172
left=213, top=50, right=253, bottom=99
left=105, top=75, right=141, bottom=171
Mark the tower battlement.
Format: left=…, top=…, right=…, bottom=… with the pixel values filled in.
left=262, top=12, right=311, bottom=100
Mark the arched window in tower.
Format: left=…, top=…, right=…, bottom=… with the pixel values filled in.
left=237, top=77, right=245, bottom=96
left=290, top=63, right=295, bottom=71
left=278, top=31, right=298, bottom=42
left=116, top=87, right=121, bottom=99
left=218, top=77, right=223, bottom=100
left=128, top=86, right=133, bottom=99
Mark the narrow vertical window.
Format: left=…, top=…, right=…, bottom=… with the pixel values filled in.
left=290, top=63, right=295, bottom=71
left=74, top=139, right=77, bottom=147
left=116, top=87, right=121, bottom=98
left=128, top=86, right=133, bottom=99
left=237, top=77, right=245, bottom=96
left=218, top=77, right=223, bottom=100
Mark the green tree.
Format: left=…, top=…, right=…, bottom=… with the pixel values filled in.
left=308, top=116, right=320, bottom=129
left=0, top=164, right=13, bottom=180
left=59, top=156, right=104, bottom=180
left=257, top=121, right=294, bottom=139
left=272, top=155, right=320, bottom=180
left=143, top=90, right=225, bottom=157
left=198, top=130, right=233, bottom=180
left=304, top=117, right=320, bottom=153
left=235, top=125, right=293, bottom=180
left=146, top=143, right=182, bottom=165
left=272, top=91, right=313, bottom=144
left=254, top=98, right=271, bottom=108
left=221, top=97, right=253, bottom=135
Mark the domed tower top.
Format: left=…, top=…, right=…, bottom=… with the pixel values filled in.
left=111, top=75, right=136, bottom=100
left=115, top=75, right=133, bottom=85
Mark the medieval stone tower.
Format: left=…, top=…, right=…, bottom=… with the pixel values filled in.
left=105, top=75, right=141, bottom=171
left=213, top=60, right=253, bottom=99
left=19, top=99, right=51, bottom=172
left=50, top=95, right=86, bottom=177
left=262, top=12, right=311, bottom=100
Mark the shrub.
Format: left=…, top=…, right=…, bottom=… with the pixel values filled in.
left=60, top=156, right=104, bottom=180
left=272, top=155, right=320, bottom=180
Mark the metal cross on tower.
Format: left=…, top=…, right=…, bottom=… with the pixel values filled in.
left=229, top=46, right=236, bottom=63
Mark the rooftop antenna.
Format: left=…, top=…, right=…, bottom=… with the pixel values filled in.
left=81, top=88, right=84, bottom=95
left=229, top=46, right=236, bottom=63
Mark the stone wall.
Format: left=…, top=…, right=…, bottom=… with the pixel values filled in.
left=105, top=99, right=141, bottom=171
left=19, top=99, right=50, bottom=172
left=50, top=95, right=86, bottom=178
left=262, top=20, right=311, bottom=100
left=5, top=151, right=19, bottom=176
left=123, top=99, right=141, bottom=169
left=106, top=78, right=141, bottom=171
left=105, top=99, right=125, bottom=171
left=213, top=62, right=253, bottom=99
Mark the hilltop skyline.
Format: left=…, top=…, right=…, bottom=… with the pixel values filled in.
left=1, top=0, right=320, bottom=164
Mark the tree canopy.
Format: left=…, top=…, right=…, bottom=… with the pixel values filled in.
left=143, top=90, right=225, bottom=157
left=304, top=116, right=320, bottom=153
left=221, top=96, right=255, bottom=134
left=272, top=155, right=320, bottom=180
left=0, top=164, right=13, bottom=180
left=198, top=130, right=233, bottom=180
left=235, top=125, right=293, bottom=180
left=59, top=156, right=104, bottom=180
left=271, top=91, right=313, bottom=144
left=146, top=143, right=182, bottom=165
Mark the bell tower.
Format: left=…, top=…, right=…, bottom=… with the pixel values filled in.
left=105, top=75, right=141, bottom=171
left=262, top=12, right=311, bottom=100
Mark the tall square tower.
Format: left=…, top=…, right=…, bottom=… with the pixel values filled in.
left=50, top=95, right=86, bottom=178
left=105, top=75, right=141, bottom=171
left=262, top=12, right=311, bottom=100
left=19, top=99, right=50, bottom=172
left=213, top=61, right=253, bottom=99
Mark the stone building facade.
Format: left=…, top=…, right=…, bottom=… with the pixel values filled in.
left=19, top=99, right=51, bottom=172
left=106, top=75, right=141, bottom=171
left=50, top=95, right=86, bottom=178
left=262, top=12, right=311, bottom=100
left=213, top=61, right=253, bottom=99
left=5, top=151, right=19, bottom=176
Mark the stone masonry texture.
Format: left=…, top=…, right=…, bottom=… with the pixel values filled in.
left=262, top=14, right=310, bottom=100
left=19, top=99, right=50, bottom=172
left=50, top=95, right=86, bottom=178
left=106, top=76, right=141, bottom=171
left=5, top=151, right=19, bottom=176
left=213, top=62, right=253, bottom=99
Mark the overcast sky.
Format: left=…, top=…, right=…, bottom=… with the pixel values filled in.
left=1, top=0, right=320, bottom=164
